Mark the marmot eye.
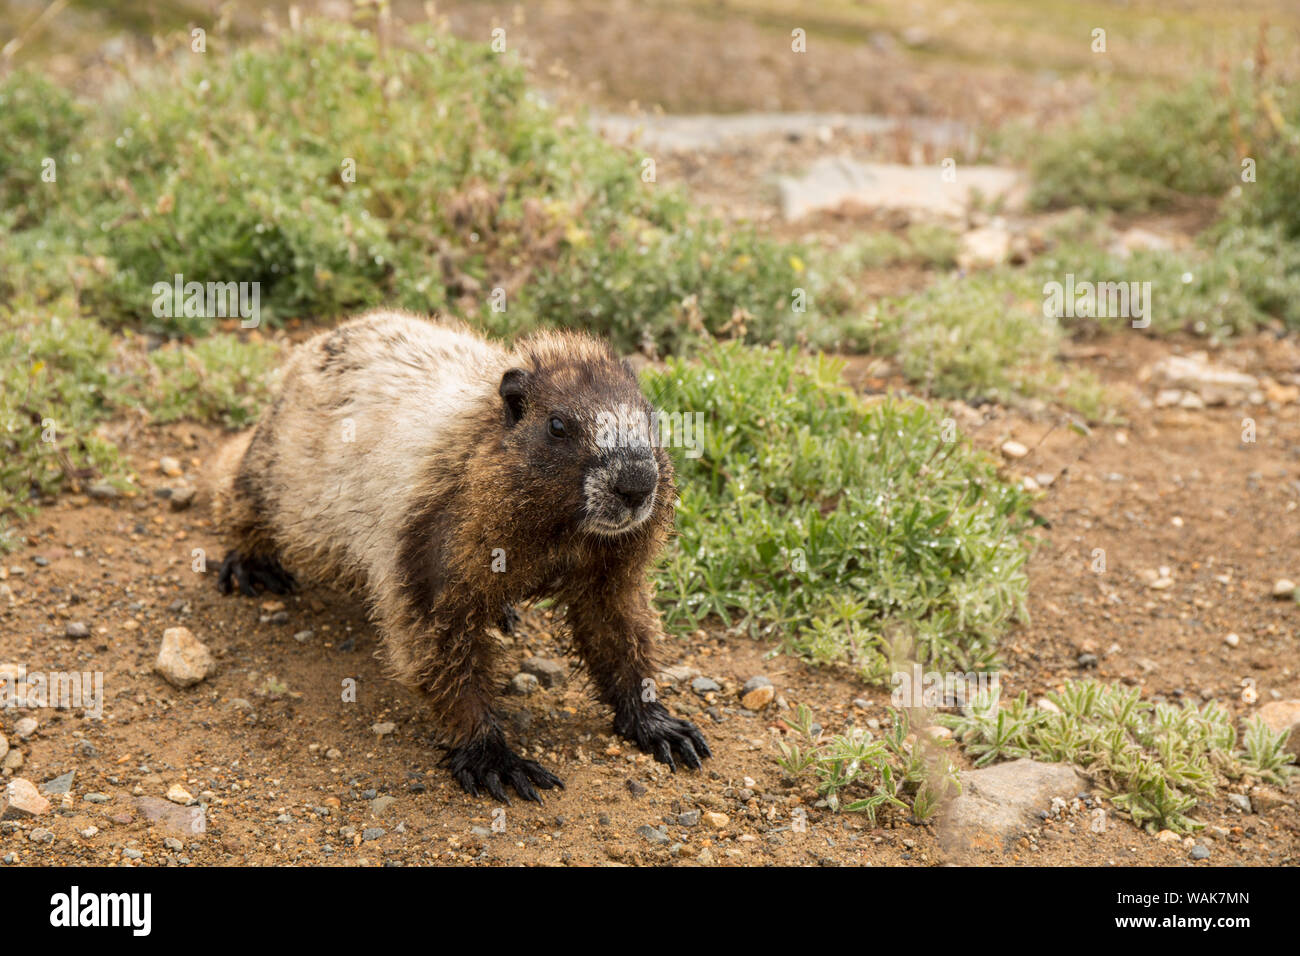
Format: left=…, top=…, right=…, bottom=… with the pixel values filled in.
left=548, top=416, right=567, bottom=438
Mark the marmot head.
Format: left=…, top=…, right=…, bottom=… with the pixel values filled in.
left=499, top=331, right=671, bottom=539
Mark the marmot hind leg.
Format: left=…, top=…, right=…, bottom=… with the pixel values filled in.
left=209, top=430, right=294, bottom=597
left=217, top=549, right=296, bottom=597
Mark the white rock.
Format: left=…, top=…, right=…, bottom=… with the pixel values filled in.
left=1, top=778, right=51, bottom=819
left=154, top=627, right=215, bottom=688
left=776, top=157, right=1025, bottom=220
left=1000, top=440, right=1029, bottom=460
left=1256, top=700, right=1300, bottom=758
left=1224, top=633, right=1240, bottom=648
left=958, top=226, right=1012, bottom=271
left=166, top=784, right=194, bottom=806
left=1272, top=579, right=1296, bottom=599
left=1148, top=353, right=1258, bottom=405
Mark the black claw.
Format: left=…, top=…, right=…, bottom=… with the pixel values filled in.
left=678, top=738, right=702, bottom=770
left=444, top=730, right=563, bottom=804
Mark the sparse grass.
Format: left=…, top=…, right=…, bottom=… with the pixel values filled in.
left=865, top=271, right=1110, bottom=419
left=645, top=342, right=1035, bottom=678
left=0, top=301, right=126, bottom=549
left=777, top=702, right=960, bottom=822
left=940, top=681, right=1297, bottom=834
left=144, top=335, right=281, bottom=428
left=0, top=301, right=278, bottom=547
left=836, top=223, right=959, bottom=271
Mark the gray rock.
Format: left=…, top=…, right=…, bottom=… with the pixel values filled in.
left=65, top=621, right=89, bottom=639
left=521, top=657, right=567, bottom=689
left=659, top=664, right=701, bottom=685
left=777, top=157, right=1024, bottom=221
left=371, top=795, right=396, bottom=816
left=87, top=483, right=118, bottom=500
left=1227, top=793, right=1252, bottom=813
left=691, top=677, right=721, bottom=696
left=123, top=848, right=144, bottom=859
left=14, top=717, right=37, bottom=739
left=1190, top=845, right=1211, bottom=860
left=168, top=486, right=196, bottom=511
left=362, top=827, right=385, bottom=841
left=938, top=759, right=1087, bottom=859
left=678, top=810, right=701, bottom=827
left=41, top=771, right=75, bottom=795
left=84, top=793, right=111, bottom=804
left=636, top=825, right=670, bottom=845
left=134, top=796, right=205, bottom=837
left=742, top=676, right=773, bottom=694
left=164, top=837, right=183, bottom=851
left=625, top=779, right=648, bottom=798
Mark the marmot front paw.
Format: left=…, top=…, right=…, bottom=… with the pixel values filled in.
left=615, top=701, right=712, bottom=772
left=445, top=730, right=565, bottom=804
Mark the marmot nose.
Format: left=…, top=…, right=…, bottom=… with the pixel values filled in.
left=614, top=462, right=657, bottom=510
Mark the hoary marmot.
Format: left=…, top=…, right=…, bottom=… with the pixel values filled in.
left=210, top=310, right=710, bottom=802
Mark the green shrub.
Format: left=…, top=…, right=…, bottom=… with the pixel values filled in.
left=1028, top=76, right=1247, bottom=211
left=0, top=70, right=85, bottom=228
left=144, top=335, right=282, bottom=427
left=7, top=22, right=822, bottom=348
left=646, top=343, right=1034, bottom=678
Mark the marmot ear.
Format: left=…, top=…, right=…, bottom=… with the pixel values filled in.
left=499, top=367, right=529, bottom=426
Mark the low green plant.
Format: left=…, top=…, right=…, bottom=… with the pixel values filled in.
left=777, top=703, right=960, bottom=823
left=144, top=335, right=281, bottom=427
left=0, top=302, right=127, bottom=547
left=1027, top=75, right=1252, bottom=212
left=646, top=342, right=1035, bottom=677
left=940, top=681, right=1297, bottom=834
left=838, top=223, right=960, bottom=271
